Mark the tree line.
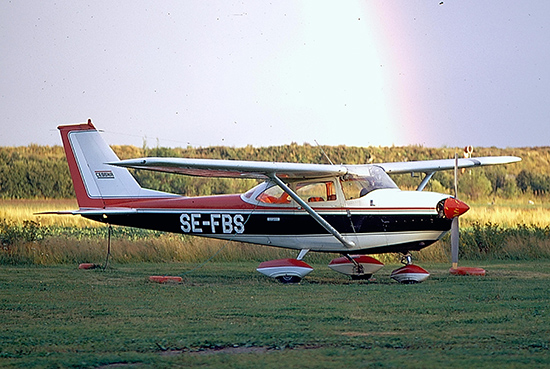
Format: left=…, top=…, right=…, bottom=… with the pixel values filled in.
left=1, top=143, right=549, bottom=200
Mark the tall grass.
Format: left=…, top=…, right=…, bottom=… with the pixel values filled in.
left=0, top=219, right=334, bottom=265
left=0, top=199, right=96, bottom=227
left=3, top=220, right=550, bottom=266
left=414, top=222, right=550, bottom=263
left=1, top=236, right=335, bottom=266
left=464, top=200, right=550, bottom=228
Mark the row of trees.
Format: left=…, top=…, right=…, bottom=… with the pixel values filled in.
left=1, top=144, right=549, bottom=199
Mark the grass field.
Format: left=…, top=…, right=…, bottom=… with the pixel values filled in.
left=1, top=261, right=549, bottom=368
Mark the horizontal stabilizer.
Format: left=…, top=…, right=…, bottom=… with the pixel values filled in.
left=35, top=209, right=138, bottom=216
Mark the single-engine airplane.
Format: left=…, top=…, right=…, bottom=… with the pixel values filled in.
left=51, top=121, right=520, bottom=283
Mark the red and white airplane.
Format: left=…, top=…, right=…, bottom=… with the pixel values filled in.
left=55, top=121, right=520, bottom=283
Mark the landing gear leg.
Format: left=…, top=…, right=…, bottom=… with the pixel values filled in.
left=400, top=253, right=413, bottom=266
left=344, top=254, right=365, bottom=275
left=344, top=254, right=374, bottom=280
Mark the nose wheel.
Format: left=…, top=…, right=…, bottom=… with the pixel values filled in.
left=391, top=253, right=430, bottom=284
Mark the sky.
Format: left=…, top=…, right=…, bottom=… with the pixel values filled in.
left=1, top=1, right=549, bottom=150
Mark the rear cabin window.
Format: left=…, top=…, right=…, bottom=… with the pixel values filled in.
left=295, top=181, right=336, bottom=203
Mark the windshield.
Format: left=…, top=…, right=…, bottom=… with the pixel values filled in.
left=341, top=166, right=398, bottom=200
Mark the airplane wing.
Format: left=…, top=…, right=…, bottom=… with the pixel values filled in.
left=109, top=157, right=348, bottom=179
left=371, top=156, right=521, bottom=174
left=110, top=156, right=521, bottom=179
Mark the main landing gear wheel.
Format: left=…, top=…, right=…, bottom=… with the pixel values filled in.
left=276, top=275, right=302, bottom=284
left=390, top=253, right=430, bottom=284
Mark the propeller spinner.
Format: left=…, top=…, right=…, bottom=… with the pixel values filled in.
left=437, top=197, right=470, bottom=219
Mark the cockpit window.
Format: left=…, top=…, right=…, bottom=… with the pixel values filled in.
left=341, top=166, right=398, bottom=200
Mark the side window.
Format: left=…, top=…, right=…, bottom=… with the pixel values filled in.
left=295, top=181, right=337, bottom=203
left=256, top=185, right=291, bottom=204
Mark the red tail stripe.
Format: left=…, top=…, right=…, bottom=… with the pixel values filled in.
left=58, top=122, right=105, bottom=208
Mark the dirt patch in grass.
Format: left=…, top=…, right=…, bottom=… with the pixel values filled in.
left=340, top=331, right=402, bottom=337
left=161, top=346, right=271, bottom=356
left=157, top=344, right=327, bottom=357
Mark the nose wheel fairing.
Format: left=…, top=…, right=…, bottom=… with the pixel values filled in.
left=390, top=253, right=430, bottom=284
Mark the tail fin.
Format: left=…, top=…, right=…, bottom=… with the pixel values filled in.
left=58, top=120, right=174, bottom=208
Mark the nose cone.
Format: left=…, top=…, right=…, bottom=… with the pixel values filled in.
left=438, top=197, right=470, bottom=219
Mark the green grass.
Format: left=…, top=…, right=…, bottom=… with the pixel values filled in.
left=1, top=261, right=549, bottom=368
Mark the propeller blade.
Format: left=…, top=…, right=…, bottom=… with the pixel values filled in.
left=451, top=153, right=459, bottom=269
left=451, top=216, right=459, bottom=268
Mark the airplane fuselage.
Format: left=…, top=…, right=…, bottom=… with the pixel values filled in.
left=82, top=188, right=452, bottom=254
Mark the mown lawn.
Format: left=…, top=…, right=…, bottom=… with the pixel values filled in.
left=1, top=261, right=549, bottom=368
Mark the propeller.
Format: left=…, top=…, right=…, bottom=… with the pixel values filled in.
left=449, top=152, right=486, bottom=276
left=451, top=154, right=459, bottom=270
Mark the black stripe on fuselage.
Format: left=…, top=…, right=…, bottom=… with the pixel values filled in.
left=84, top=211, right=451, bottom=236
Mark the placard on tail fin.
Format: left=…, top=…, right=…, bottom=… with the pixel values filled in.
left=58, top=120, right=176, bottom=208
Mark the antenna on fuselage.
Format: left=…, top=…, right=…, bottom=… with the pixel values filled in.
left=314, top=140, right=334, bottom=165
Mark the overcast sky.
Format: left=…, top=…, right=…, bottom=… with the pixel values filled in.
left=1, top=1, right=549, bottom=150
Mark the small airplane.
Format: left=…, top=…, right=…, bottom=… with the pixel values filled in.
left=51, top=120, right=520, bottom=283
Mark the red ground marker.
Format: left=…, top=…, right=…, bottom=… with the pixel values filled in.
left=449, top=267, right=486, bottom=276
left=149, top=276, right=183, bottom=283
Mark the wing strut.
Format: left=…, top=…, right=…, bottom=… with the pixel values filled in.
left=269, top=174, right=355, bottom=249
left=416, top=172, right=435, bottom=191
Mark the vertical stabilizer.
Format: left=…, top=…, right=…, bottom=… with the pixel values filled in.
left=58, top=121, right=173, bottom=208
